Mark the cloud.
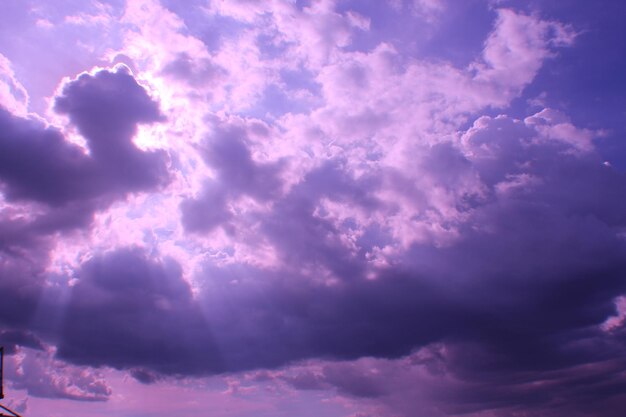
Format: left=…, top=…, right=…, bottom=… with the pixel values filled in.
left=0, top=107, right=96, bottom=206
left=129, top=368, right=161, bottom=385
left=0, top=2, right=624, bottom=416
left=180, top=180, right=232, bottom=234
left=0, top=238, right=50, bottom=330
left=44, top=106, right=626, bottom=417
left=0, top=66, right=169, bottom=238
left=181, top=121, right=283, bottom=233
left=4, top=348, right=111, bottom=402
left=0, top=66, right=172, bottom=360
left=410, top=0, right=446, bottom=22
left=271, top=343, right=626, bottom=417
left=0, top=331, right=45, bottom=355
left=53, top=66, right=169, bottom=191
left=199, top=123, right=284, bottom=201
left=0, top=53, right=28, bottom=115
left=161, top=52, right=225, bottom=87
left=56, top=247, right=223, bottom=375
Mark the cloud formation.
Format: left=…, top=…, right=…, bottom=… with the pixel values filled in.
left=0, top=66, right=169, bottom=242
left=0, top=1, right=625, bottom=417
left=4, top=348, right=111, bottom=402
left=57, top=248, right=220, bottom=375
left=23, top=109, right=626, bottom=417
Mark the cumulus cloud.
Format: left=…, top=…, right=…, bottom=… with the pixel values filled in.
left=0, top=66, right=169, bottom=239
left=51, top=112, right=626, bottom=403
left=181, top=121, right=284, bottom=233
left=0, top=238, right=50, bottom=331
left=55, top=248, right=219, bottom=375
left=0, top=1, right=624, bottom=416
left=4, top=348, right=111, bottom=402
left=0, top=53, right=28, bottom=115
left=0, top=66, right=171, bottom=365
left=0, top=331, right=44, bottom=355
left=474, top=8, right=576, bottom=97
left=270, top=343, right=626, bottom=417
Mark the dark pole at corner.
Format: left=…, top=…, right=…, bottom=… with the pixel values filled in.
left=0, top=345, right=22, bottom=417
left=0, top=346, right=4, bottom=400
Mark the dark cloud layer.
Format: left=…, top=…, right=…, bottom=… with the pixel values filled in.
left=1, top=2, right=625, bottom=416
left=2, top=110, right=625, bottom=414
left=0, top=240, right=50, bottom=330
left=0, top=66, right=168, bottom=228
left=4, top=347, right=112, bottom=402
left=181, top=123, right=283, bottom=233
left=0, top=67, right=171, bottom=366
left=57, top=248, right=223, bottom=376
left=51, top=114, right=626, bottom=416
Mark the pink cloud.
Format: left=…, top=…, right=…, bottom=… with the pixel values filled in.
left=473, top=8, right=576, bottom=101
left=4, top=348, right=111, bottom=402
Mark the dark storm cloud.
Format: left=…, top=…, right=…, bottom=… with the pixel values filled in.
left=54, top=66, right=170, bottom=195
left=0, top=108, right=95, bottom=205
left=0, top=238, right=50, bottom=330
left=196, top=265, right=447, bottom=371
left=0, top=330, right=44, bottom=354
left=63, top=114, right=626, bottom=380
left=56, top=248, right=223, bottom=375
left=0, top=66, right=169, bottom=236
left=55, top=246, right=446, bottom=374
left=181, top=123, right=283, bottom=233
left=5, top=103, right=626, bottom=417
left=53, top=112, right=623, bottom=416
left=4, top=347, right=113, bottom=402
left=0, top=67, right=171, bottom=352
left=129, top=368, right=161, bottom=384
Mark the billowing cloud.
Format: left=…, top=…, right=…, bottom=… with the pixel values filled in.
left=181, top=122, right=284, bottom=233
left=4, top=348, right=111, bottom=402
left=40, top=111, right=626, bottom=417
left=56, top=248, right=221, bottom=375
left=0, top=1, right=624, bottom=417
left=0, top=66, right=169, bottom=238
left=0, top=65, right=170, bottom=360
left=0, top=330, right=44, bottom=355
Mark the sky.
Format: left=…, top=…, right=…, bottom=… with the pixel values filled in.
left=0, top=0, right=626, bottom=416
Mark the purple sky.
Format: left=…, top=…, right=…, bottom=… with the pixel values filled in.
left=1, top=1, right=626, bottom=416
